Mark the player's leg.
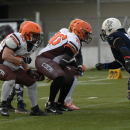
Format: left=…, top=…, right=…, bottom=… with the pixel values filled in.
left=0, top=65, right=16, bottom=117
left=15, top=84, right=30, bottom=114
left=64, top=66, right=80, bottom=110
left=56, top=67, right=74, bottom=111
left=36, top=56, right=64, bottom=114
left=6, top=85, right=16, bottom=111
left=15, top=68, right=49, bottom=116
left=64, top=77, right=80, bottom=110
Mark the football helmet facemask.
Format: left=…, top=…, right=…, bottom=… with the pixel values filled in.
left=21, top=22, right=43, bottom=48
left=72, top=21, right=92, bottom=44
left=100, top=17, right=122, bottom=41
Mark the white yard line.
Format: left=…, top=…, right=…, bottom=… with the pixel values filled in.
left=89, top=79, right=109, bottom=81
left=82, top=99, right=128, bottom=108
left=0, top=99, right=128, bottom=124
left=0, top=117, right=33, bottom=124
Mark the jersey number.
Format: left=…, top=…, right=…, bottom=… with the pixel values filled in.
left=49, top=31, right=67, bottom=45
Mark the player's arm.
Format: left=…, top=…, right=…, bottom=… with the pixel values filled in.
left=2, top=37, right=22, bottom=63
left=75, top=49, right=84, bottom=76
left=75, top=49, right=83, bottom=66
left=114, top=38, right=130, bottom=58
left=3, top=47, right=21, bottom=63
left=59, top=46, right=74, bottom=70
left=95, top=61, right=122, bottom=71
left=3, top=37, right=32, bottom=64
left=114, top=38, right=130, bottom=73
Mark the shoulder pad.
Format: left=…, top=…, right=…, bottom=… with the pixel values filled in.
left=5, top=37, right=18, bottom=50
left=65, top=34, right=81, bottom=54
left=107, top=32, right=120, bottom=47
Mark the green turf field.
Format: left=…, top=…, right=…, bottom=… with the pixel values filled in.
left=0, top=69, right=130, bottom=130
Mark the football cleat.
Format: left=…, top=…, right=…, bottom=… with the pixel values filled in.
left=30, top=105, right=49, bottom=116
left=6, top=96, right=15, bottom=112
left=6, top=102, right=15, bottom=112
left=15, top=101, right=30, bottom=114
left=65, top=102, right=80, bottom=110
left=45, top=102, right=63, bottom=114
left=56, top=102, right=73, bottom=111
left=0, top=102, right=10, bottom=117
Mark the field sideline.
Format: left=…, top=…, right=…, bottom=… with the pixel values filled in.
left=0, top=69, right=130, bottom=130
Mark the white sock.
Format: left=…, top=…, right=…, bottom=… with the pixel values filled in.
left=64, top=77, right=78, bottom=103
left=26, top=82, right=37, bottom=107
left=1, top=80, right=15, bottom=102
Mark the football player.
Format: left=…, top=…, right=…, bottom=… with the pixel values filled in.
left=0, top=22, right=49, bottom=117
left=35, top=20, right=92, bottom=114
left=6, top=21, right=35, bottom=114
left=64, top=19, right=86, bottom=110
left=95, top=17, right=130, bottom=100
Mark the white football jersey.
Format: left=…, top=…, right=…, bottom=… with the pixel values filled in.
left=38, top=28, right=81, bottom=64
left=0, top=32, right=37, bottom=71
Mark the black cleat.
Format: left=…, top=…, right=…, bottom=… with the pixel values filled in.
left=30, top=105, right=49, bottom=116
left=0, top=102, right=10, bottom=117
left=15, top=101, right=30, bottom=114
left=45, top=102, right=63, bottom=114
left=56, top=102, right=73, bottom=111
left=6, top=100, right=15, bottom=112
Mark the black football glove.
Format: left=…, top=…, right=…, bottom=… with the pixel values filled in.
left=76, top=65, right=84, bottom=77
left=27, top=69, right=36, bottom=79
left=95, top=63, right=105, bottom=71
left=125, top=58, right=130, bottom=73
left=21, top=57, right=32, bottom=64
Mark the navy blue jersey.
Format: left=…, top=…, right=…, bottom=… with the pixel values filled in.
left=107, top=28, right=130, bottom=66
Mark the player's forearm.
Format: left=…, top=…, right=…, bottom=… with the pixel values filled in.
left=115, top=38, right=130, bottom=58
left=2, top=53, right=22, bottom=63
left=22, top=64, right=29, bottom=70
left=105, top=61, right=122, bottom=69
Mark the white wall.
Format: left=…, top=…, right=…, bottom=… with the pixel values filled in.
left=29, top=43, right=115, bottom=70
left=82, top=43, right=114, bottom=69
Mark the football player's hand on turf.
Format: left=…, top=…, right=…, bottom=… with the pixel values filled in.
left=76, top=65, right=84, bottom=77
left=95, top=63, right=105, bottom=71
left=125, top=58, right=130, bottom=73
left=27, top=68, right=36, bottom=78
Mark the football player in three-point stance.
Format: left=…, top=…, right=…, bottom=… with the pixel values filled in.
left=64, top=19, right=86, bottom=110
left=95, top=17, right=130, bottom=100
left=0, top=22, right=49, bottom=117
left=6, top=21, right=35, bottom=114
left=35, top=20, right=92, bottom=114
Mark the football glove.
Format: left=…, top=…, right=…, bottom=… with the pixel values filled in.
left=95, top=63, right=105, bottom=71
left=27, top=69, right=36, bottom=79
left=76, top=65, right=84, bottom=77
left=125, top=58, right=130, bottom=73
left=21, top=57, right=32, bottom=64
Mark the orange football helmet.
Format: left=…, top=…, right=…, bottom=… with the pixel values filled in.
left=21, top=22, right=43, bottom=48
left=68, top=19, right=83, bottom=32
left=72, top=21, right=92, bottom=44
left=19, top=21, right=34, bottom=33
